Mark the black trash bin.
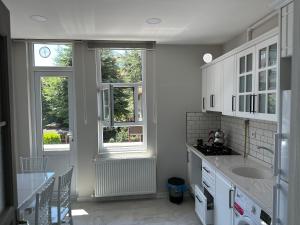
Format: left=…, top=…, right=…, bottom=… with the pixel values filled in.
left=167, top=177, right=187, bottom=204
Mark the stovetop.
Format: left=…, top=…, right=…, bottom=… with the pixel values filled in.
left=193, top=144, right=240, bottom=156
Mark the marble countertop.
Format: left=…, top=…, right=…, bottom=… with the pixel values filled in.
left=17, top=172, right=55, bottom=209
left=187, top=144, right=274, bottom=215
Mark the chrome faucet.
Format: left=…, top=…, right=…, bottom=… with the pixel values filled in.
left=257, top=146, right=274, bottom=154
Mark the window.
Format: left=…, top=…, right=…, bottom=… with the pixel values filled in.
left=97, top=49, right=146, bottom=152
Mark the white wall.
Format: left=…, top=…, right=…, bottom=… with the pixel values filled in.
left=155, top=45, right=222, bottom=192
left=11, top=41, right=222, bottom=197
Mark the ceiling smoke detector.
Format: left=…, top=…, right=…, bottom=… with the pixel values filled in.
left=30, top=15, right=48, bottom=22
left=146, top=18, right=162, bottom=25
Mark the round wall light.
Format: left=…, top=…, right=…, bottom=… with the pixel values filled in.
left=203, top=53, right=213, bottom=63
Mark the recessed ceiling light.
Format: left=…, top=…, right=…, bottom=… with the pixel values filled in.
left=30, top=15, right=48, bottom=22
left=146, top=18, right=162, bottom=25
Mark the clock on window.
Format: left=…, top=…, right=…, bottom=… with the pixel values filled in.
left=39, top=46, right=51, bottom=58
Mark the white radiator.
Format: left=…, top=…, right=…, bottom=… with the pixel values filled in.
left=94, top=158, right=156, bottom=197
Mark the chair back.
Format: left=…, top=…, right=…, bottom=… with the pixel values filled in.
left=35, top=177, right=55, bottom=225
left=20, top=156, right=48, bottom=173
left=57, top=167, right=73, bottom=225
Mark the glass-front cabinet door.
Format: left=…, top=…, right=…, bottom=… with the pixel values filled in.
left=254, top=36, right=278, bottom=121
left=236, top=47, right=255, bottom=118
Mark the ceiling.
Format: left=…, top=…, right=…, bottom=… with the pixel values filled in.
left=3, top=0, right=274, bottom=44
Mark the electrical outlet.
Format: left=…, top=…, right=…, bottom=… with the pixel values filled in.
left=250, top=130, right=256, bottom=138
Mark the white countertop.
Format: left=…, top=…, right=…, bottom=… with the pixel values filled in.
left=187, top=144, right=274, bottom=215
left=17, top=172, right=55, bottom=209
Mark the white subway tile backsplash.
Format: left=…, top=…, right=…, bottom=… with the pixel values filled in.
left=186, top=113, right=277, bottom=166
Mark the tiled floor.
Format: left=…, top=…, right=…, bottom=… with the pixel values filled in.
left=72, top=197, right=201, bottom=225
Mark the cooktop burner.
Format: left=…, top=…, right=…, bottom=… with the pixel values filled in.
left=193, top=144, right=240, bottom=156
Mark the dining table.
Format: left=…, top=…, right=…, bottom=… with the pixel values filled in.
left=17, top=172, right=55, bottom=211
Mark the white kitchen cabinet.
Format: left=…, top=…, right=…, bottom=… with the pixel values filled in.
left=202, top=68, right=207, bottom=112
left=203, top=61, right=223, bottom=112
left=236, top=46, right=256, bottom=119
left=215, top=172, right=234, bottom=225
left=222, top=55, right=236, bottom=116
left=281, top=1, right=294, bottom=57
left=254, top=36, right=279, bottom=121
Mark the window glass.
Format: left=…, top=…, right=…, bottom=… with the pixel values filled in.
left=245, top=95, right=251, bottom=112
left=268, top=93, right=276, bottom=114
left=34, top=43, right=72, bottom=67
left=103, top=126, right=143, bottom=146
left=239, top=95, right=245, bottom=112
left=239, top=57, right=245, bottom=74
left=246, top=74, right=252, bottom=92
left=259, top=94, right=266, bottom=113
left=137, top=87, right=143, bottom=122
left=101, top=49, right=142, bottom=83
left=246, top=54, right=252, bottom=72
left=259, top=48, right=267, bottom=69
left=259, top=71, right=266, bottom=91
left=40, top=76, right=70, bottom=151
left=268, top=69, right=277, bottom=90
left=113, top=87, right=135, bottom=123
left=268, top=44, right=277, bottom=66
left=239, top=76, right=245, bottom=93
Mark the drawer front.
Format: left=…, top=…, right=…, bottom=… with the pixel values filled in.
left=202, top=174, right=215, bottom=196
left=195, top=185, right=213, bottom=225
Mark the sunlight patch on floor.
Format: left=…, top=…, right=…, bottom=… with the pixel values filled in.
left=71, top=209, right=89, bottom=216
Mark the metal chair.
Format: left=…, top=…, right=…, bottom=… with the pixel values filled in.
left=20, top=156, right=48, bottom=173
left=51, top=167, right=74, bottom=225
left=34, top=177, right=55, bottom=225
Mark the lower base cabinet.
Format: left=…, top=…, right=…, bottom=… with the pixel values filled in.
left=195, top=185, right=214, bottom=225
left=214, top=172, right=234, bottom=225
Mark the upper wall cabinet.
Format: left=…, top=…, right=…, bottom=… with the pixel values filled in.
left=236, top=47, right=256, bottom=119
left=254, top=36, right=279, bottom=121
left=281, top=1, right=294, bottom=57
left=205, top=61, right=223, bottom=112
left=201, top=30, right=279, bottom=122
left=222, top=55, right=236, bottom=116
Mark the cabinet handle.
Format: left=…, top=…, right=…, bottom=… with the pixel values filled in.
left=203, top=181, right=210, bottom=188
left=203, top=167, right=210, bottom=173
left=0, top=121, right=6, bottom=128
left=249, top=95, right=253, bottom=113
left=202, top=97, right=205, bottom=110
left=196, top=195, right=202, bottom=203
left=229, top=189, right=234, bottom=208
left=252, top=95, right=256, bottom=113
left=232, top=96, right=236, bottom=112
left=274, top=133, right=280, bottom=176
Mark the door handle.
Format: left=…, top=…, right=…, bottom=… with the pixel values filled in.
left=249, top=95, right=253, bottom=113
left=202, top=97, right=205, bottom=110
left=0, top=121, right=7, bottom=128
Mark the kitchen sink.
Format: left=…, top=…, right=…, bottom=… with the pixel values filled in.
left=231, top=166, right=272, bottom=179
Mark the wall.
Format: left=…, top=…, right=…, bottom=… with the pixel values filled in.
left=11, top=41, right=223, bottom=197
left=186, top=112, right=277, bottom=166
left=155, top=45, right=222, bottom=192
left=186, top=112, right=221, bottom=145
left=223, top=15, right=279, bottom=53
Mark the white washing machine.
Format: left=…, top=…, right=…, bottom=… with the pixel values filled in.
left=234, top=188, right=272, bottom=225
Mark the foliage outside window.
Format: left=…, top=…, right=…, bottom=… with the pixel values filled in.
left=98, top=49, right=146, bottom=151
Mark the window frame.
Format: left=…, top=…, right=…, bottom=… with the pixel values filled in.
left=96, top=49, right=147, bottom=153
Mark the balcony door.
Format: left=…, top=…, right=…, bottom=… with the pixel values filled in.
left=34, top=71, right=77, bottom=193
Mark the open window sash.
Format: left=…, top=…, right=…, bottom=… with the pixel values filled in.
left=99, top=84, right=114, bottom=127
